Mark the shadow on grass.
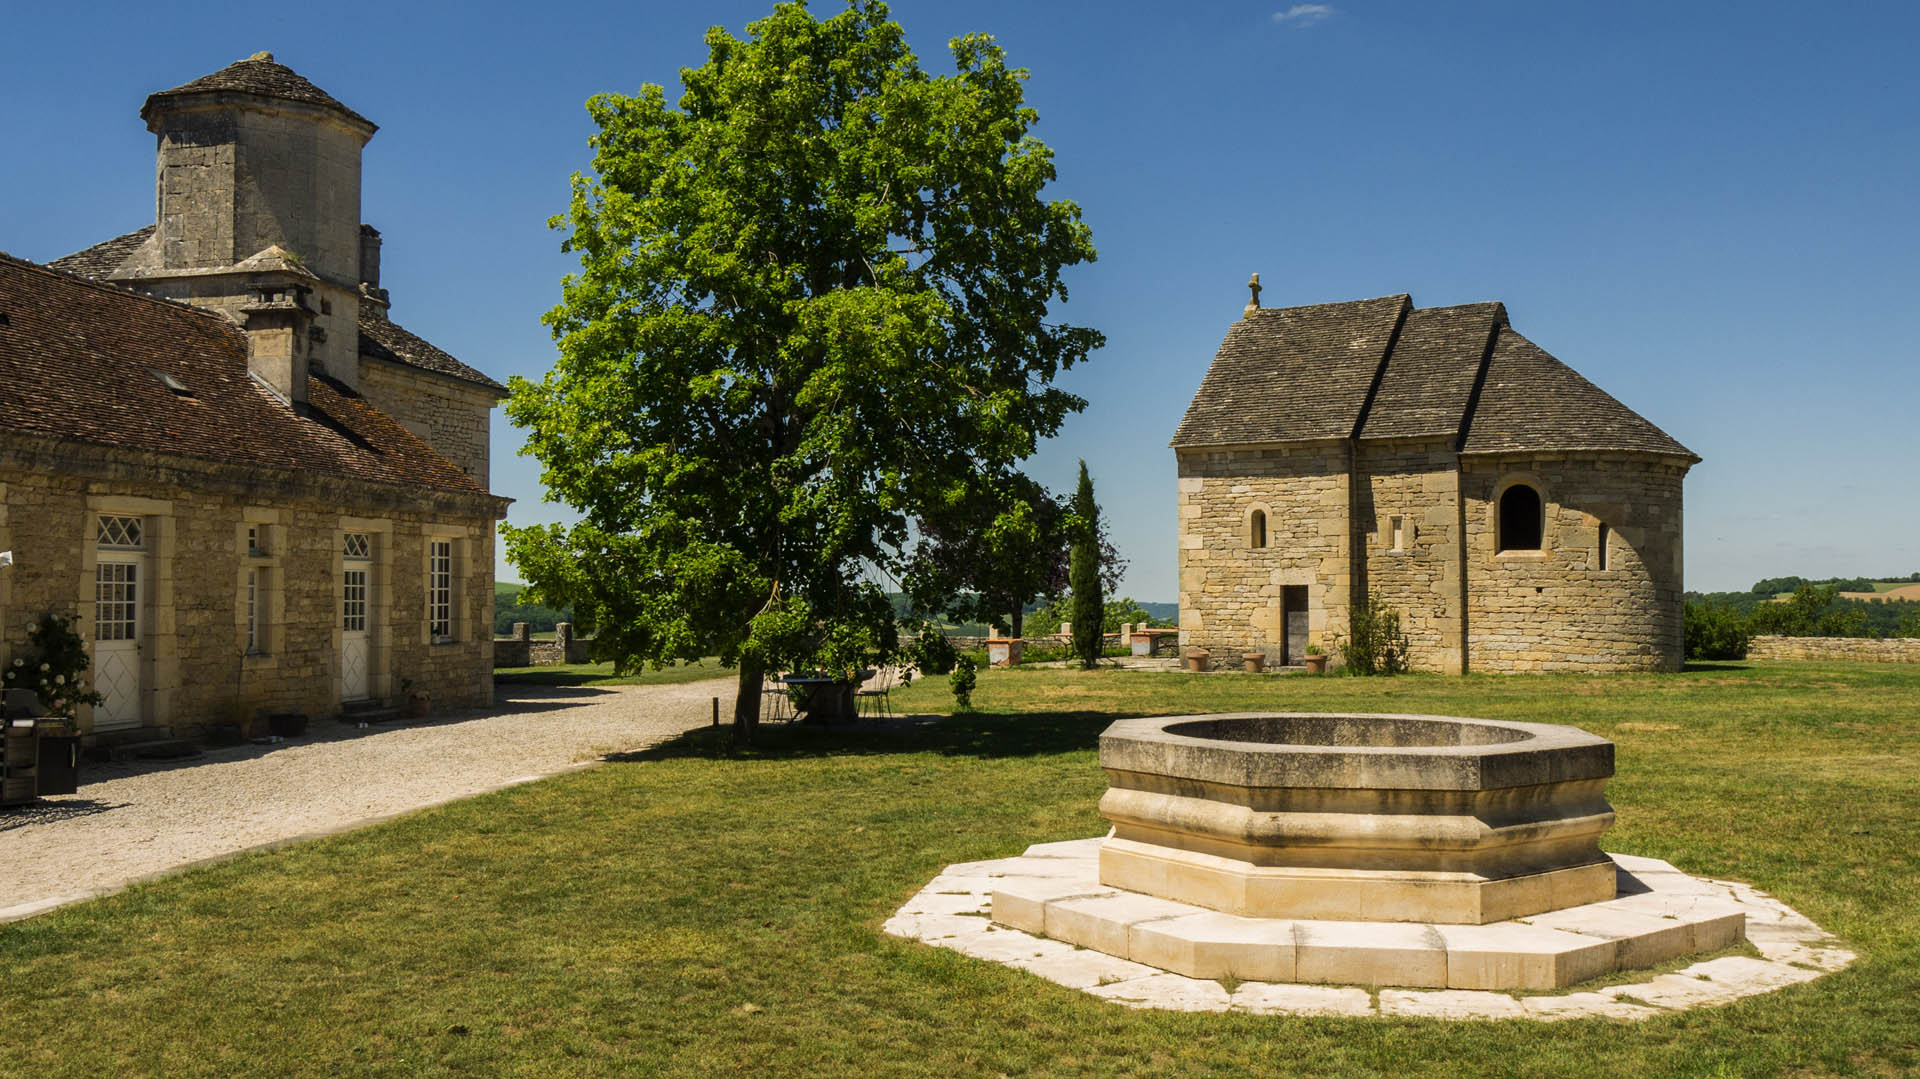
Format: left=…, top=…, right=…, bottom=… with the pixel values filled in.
left=1682, top=662, right=1753, bottom=672
left=604, top=708, right=1131, bottom=765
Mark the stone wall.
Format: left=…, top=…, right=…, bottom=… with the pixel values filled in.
left=493, top=623, right=594, bottom=667
left=1748, top=636, right=1920, bottom=663
left=1459, top=455, right=1687, bottom=673
left=0, top=435, right=500, bottom=740
left=358, top=358, right=497, bottom=485
left=1175, top=443, right=1351, bottom=662
left=1353, top=440, right=1465, bottom=673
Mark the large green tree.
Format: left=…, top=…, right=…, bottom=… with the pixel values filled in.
left=504, top=1, right=1101, bottom=741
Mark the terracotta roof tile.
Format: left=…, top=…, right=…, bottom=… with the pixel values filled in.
left=0, top=253, right=486, bottom=496
left=142, top=54, right=374, bottom=132
left=359, top=310, right=506, bottom=394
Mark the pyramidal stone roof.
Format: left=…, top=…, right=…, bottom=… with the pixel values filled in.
left=141, top=52, right=375, bottom=132
left=1172, top=294, right=1697, bottom=461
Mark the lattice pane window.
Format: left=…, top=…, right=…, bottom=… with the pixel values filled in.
left=343, top=569, right=368, bottom=632
left=343, top=532, right=372, bottom=561
left=246, top=568, right=259, bottom=652
left=94, top=563, right=139, bottom=641
left=97, top=515, right=143, bottom=549
left=428, top=540, right=453, bottom=642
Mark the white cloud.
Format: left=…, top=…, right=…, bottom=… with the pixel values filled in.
left=1273, top=4, right=1334, bottom=26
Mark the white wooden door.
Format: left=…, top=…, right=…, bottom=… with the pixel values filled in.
left=341, top=566, right=370, bottom=701
left=93, top=558, right=144, bottom=730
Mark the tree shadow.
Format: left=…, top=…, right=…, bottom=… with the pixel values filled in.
left=602, top=708, right=1133, bottom=766
left=0, top=797, right=128, bottom=829
left=1682, top=662, right=1752, bottom=672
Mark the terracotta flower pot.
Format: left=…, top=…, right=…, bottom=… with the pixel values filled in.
left=1185, top=650, right=1211, bottom=673
left=1304, top=654, right=1330, bottom=674
left=1242, top=653, right=1266, bottom=673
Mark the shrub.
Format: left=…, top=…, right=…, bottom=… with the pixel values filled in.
left=1684, top=600, right=1752, bottom=659
left=909, top=631, right=959, bottom=675
left=949, top=654, right=978, bottom=710
left=1336, top=594, right=1409, bottom=676
left=4, top=613, right=106, bottom=721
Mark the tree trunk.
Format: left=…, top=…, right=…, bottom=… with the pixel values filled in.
left=732, top=657, right=764, bottom=746
left=1011, top=609, right=1023, bottom=639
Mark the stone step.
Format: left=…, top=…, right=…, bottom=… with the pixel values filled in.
left=110, top=738, right=203, bottom=762
left=341, top=706, right=402, bottom=725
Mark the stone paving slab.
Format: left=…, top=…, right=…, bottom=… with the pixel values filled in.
left=886, top=836, right=1854, bottom=1020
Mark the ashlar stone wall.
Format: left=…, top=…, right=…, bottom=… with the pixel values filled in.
left=1459, top=456, right=1687, bottom=673
left=1352, top=440, right=1466, bottom=674
left=1175, top=443, right=1352, bottom=661
left=1748, top=636, right=1920, bottom=663
left=0, top=437, right=497, bottom=739
left=358, top=359, right=497, bottom=486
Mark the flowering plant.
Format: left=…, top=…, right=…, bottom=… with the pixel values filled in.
left=5, top=613, right=105, bottom=722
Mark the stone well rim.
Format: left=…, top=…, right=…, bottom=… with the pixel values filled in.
left=1099, top=712, right=1614, bottom=792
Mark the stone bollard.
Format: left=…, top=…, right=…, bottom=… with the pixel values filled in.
left=512, top=622, right=531, bottom=642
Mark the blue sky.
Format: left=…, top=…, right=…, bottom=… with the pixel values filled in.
left=5, top=1, right=1916, bottom=598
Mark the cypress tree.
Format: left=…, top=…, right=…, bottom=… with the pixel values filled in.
left=1070, top=460, right=1103, bottom=669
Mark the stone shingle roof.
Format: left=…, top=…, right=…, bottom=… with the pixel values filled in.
left=1171, top=294, right=1408, bottom=445
left=1173, top=294, right=1696, bottom=462
left=359, top=310, right=506, bottom=394
left=0, top=253, right=486, bottom=496
left=141, top=53, right=375, bottom=132
left=47, top=225, right=152, bottom=279
left=1461, top=328, right=1696, bottom=459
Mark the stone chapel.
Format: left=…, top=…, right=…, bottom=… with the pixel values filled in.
left=0, top=53, right=507, bottom=742
left=1172, top=283, right=1699, bottom=673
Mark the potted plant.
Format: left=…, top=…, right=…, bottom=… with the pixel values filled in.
left=401, top=678, right=432, bottom=718
left=1185, top=649, right=1211, bottom=673
left=5, top=613, right=104, bottom=796
left=1242, top=651, right=1266, bottom=674
left=1303, top=644, right=1330, bottom=675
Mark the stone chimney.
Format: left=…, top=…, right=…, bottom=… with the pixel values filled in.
left=240, top=280, right=315, bottom=406
left=359, top=224, right=382, bottom=289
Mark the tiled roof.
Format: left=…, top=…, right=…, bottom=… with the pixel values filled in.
left=1174, top=294, right=1695, bottom=461
left=1171, top=295, right=1408, bottom=445
left=141, top=54, right=375, bottom=132
left=1460, top=328, right=1697, bottom=460
left=0, top=253, right=486, bottom=496
left=359, top=310, right=506, bottom=394
left=47, top=225, right=152, bottom=279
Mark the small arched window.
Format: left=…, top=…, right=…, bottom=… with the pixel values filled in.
left=1250, top=509, right=1267, bottom=549
left=1497, top=485, right=1543, bottom=551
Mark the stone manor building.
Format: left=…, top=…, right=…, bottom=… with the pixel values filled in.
left=1173, top=286, right=1698, bottom=673
left=0, top=53, right=506, bottom=742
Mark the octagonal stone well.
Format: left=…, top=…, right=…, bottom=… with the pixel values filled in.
left=1096, top=713, right=1618, bottom=924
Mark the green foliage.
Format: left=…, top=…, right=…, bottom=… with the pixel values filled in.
left=1030, top=593, right=1167, bottom=635
left=493, top=582, right=572, bottom=636
left=1748, top=585, right=1869, bottom=638
left=4, top=613, right=105, bottom=722
left=501, top=1, right=1100, bottom=737
left=1683, top=599, right=1753, bottom=660
left=1068, top=460, right=1101, bottom=669
left=947, top=653, right=977, bottom=709
left=906, top=630, right=958, bottom=675
left=1335, top=593, right=1409, bottom=676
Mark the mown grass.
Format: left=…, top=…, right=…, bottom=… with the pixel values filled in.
left=2, top=662, right=1917, bottom=1077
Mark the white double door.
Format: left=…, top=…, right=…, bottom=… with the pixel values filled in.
left=93, top=556, right=145, bottom=731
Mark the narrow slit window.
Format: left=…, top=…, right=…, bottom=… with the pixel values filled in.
left=1250, top=510, right=1267, bottom=550
left=1389, top=515, right=1407, bottom=552
left=1597, top=524, right=1610, bottom=571
left=246, top=567, right=260, bottom=652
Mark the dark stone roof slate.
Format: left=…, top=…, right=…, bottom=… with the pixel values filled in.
left=1356, top=302, right=1505, bottom=441
left=0, top=253, right=486, bottom=496
left=47, top=225, right=152, bottom=279
left=1174, top=294, right=1695, bottom=462
left=1171, top=294, right=1408, bottom=445
left=142, top=54, right=375, bottom=132
left=1460, top=328, right=1697, bottom=460
left=359, top=310, right=506, bottom=394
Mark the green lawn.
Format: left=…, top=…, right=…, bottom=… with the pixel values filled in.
left=3, top=662, right=1918, bottom=1076
left=491, top=659, right=732, bottom=688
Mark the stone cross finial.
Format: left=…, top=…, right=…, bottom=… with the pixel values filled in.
left=1244, top=273, right=1262, bottom=318
left=249, top=51, right=275, bottom=62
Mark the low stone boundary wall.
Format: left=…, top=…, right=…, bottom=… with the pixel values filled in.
left=1748, top=635, right=1920, bottom=663
left=493, top=622, right=594, bottom=667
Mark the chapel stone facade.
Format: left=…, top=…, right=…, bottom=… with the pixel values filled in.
left=1173, top=290, right=1697, bottom=674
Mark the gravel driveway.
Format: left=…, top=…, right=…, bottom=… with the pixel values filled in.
left=0, top=676, right=737, bottom=922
